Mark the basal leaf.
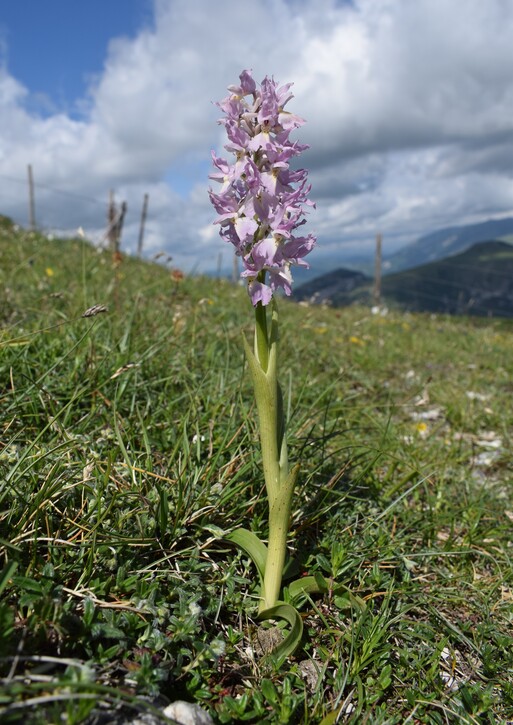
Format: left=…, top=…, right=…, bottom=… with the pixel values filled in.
left=227, top=528, right=267, bottom=587
left=287, top=573, right=329, bottom=602
left=258, top=602, right=303, bottom=665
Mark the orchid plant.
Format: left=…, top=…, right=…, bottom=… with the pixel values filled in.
left=209, top=70, right=318, bottom=660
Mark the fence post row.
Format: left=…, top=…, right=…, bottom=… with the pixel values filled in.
left=20, top=172, right=153, bottom=261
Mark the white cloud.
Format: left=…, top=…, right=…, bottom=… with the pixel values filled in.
left=0, top=0, right=512, bottom=272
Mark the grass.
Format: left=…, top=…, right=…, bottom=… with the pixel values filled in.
left=1, top=217, right=513, bottom=723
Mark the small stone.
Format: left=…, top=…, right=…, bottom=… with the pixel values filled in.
left=163, top=701, right=214, bottom=725
left=298, top=659, right=322, bottom=691
left=253, top=625, right=283, bottom=656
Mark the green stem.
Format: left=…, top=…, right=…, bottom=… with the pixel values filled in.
left=254, top=301, right=269, bottom=372
left=260, top=464, right=299, bottom=612
left=254, top=269, right=270, bottom=371
left=243, top=297, right=299, bottom=610
left=262, top=500, right=289, bottom=611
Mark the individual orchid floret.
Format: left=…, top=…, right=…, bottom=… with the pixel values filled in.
left=209, top=69, right=316, bottom=306
left=227, top=69, right=256, bottom=97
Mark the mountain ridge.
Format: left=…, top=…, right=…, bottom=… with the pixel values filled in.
left=293, top=238, right=513, bottom=317
left=383, top=216, right=513, bottom=272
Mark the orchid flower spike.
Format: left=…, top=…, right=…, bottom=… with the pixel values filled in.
left=209, top=69, right=316, bottom=306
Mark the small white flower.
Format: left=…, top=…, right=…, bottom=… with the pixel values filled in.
left=411, top=407, right=443, bottom=421
left=473, top=451, right=500, bottom=467
left=209, top=638, right=226, bottom=657
left=466, top=391, right=490, bottom=402
left=188, top=601, right=202, bottom=617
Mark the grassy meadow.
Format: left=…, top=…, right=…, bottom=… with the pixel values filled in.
left=1, top=218, right=513, bottom=723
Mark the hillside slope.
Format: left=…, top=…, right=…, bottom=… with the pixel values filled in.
left=2, top=221, right=513, bottom=722
left=384, top=217, right=513, bottom=272
left=382, top=240, right=513, bottom=316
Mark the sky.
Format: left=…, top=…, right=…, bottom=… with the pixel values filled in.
left=1, top=0, right=513, bottom=276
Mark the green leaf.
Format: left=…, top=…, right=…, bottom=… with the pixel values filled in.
left=287, top=573, right=329, bottom=601
left=227, top=529, right=267, bottom=587
left=260, top=677, right=279, bottom=705
left=334, top=593, right=367, bottom=613
left=157, top=485, right=169, bottom=535
left=11, top=575, right=43, bottom=595
left=83, top=597, right=96, bottom=628
left=318, top=710, right=343, bottom=725
left=0, top=538, right=21, bottom=554
left=0, top=561, right=18, bottom=597
left=258, top=602, right=303, bottom=665
left=282, top=555, right=301, bottom=581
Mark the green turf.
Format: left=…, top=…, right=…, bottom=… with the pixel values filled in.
left=1, top=219, right=513, bottom=723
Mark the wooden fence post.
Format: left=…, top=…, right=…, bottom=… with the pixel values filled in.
left=137, top=193, right=149, bottom=257
left=374, top=232, right=382, bottom=307
left=27, top=164, right=36, bottom=230
left=107, top=192, right=127, bottom=253
left=116, top=202, right=127, bottom=251
left=107, top=190, right=118, bottom=252
left=232, top=252, right=239, bottom=284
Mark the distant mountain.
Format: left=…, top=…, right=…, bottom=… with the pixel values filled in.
left=384, top=217, right=513, bottom=272
left=382, top=240, right=513, bottom=316
left=292, top=267, right=370, bottom=306
left=294, top=240, right=513, bottom=317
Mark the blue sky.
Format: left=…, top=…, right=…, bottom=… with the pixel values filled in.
left=0, top=0, right=512, bottom=274
left=0, top=1, right=151, bottom=114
